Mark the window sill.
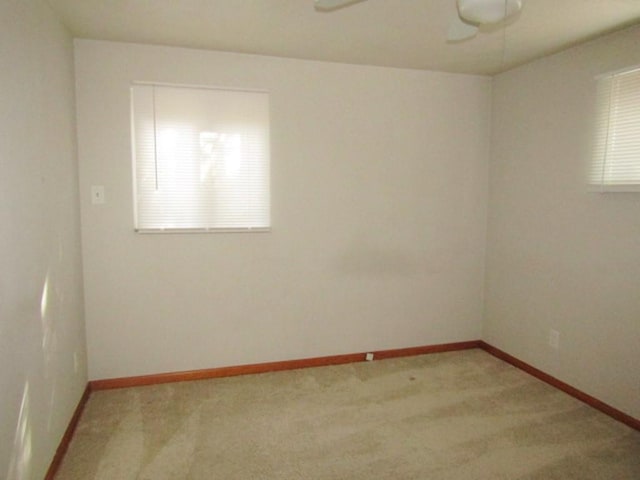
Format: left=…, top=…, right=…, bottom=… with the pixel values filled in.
left=134, top=227, right=271, bottom=234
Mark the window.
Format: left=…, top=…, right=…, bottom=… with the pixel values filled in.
left=131, top=84, right=270, bottom=231
left=590, top=66, right=640, bottom=192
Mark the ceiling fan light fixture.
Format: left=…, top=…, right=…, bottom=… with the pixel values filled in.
left=457, top=0, right=523, bottom=25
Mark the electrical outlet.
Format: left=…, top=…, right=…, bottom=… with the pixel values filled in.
left=365, top=352, right=374, bottom=361
left=549, top=329, right=560, bottom=350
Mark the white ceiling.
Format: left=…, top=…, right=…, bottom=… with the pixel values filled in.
left=47, top=0, right=640, bottom=75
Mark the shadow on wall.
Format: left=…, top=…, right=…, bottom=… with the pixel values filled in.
left=336, top=246, right=423, bottom=276
left=335, top=236, right=449, bottom=277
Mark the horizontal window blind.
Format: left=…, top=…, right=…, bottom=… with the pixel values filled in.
left=591, top=66, right=640, bottom=192
left=131, top=84, right=270, bottom=231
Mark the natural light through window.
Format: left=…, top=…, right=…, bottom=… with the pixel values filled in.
left=131, top=84, right=270, bottom=231
left=590, top=65, right=640, bottom=192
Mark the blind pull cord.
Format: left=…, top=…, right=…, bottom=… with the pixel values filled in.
left=152, top=85, right=159, bottom=191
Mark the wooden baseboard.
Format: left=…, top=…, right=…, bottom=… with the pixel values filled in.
left=46, top=340, right=478, bottom=477
left=45, top=339, right=639, bottom=479
left=90, top=340, right=481, bottom=390
left=44, top=383, right=92, bottom=480
left=479, top=341, right=640, bottom=432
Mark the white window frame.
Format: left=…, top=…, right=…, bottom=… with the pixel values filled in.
left=130, top=82, right=271, bottom=233
left=590, top=65, right=640, bottom=193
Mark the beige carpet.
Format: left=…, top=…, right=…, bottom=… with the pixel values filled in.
left=55, top=350, right=640, bottom=479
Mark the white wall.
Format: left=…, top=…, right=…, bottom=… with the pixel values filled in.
left=74, top=40, right=492, bottom=380
left=0, top=1, right=87, bottom=479
left=485, top=26, right=640, bottom=419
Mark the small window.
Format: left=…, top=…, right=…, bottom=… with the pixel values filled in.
left=590, top=66, right=640, bottom=192
left=131, top=84, right=270, bottom=232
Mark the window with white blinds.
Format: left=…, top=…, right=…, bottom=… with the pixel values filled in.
left=590, top=66, right=640, bottom=192
left=131, top=84, right=270, bottom=232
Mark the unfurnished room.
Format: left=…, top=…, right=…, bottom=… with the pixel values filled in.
left=1, top=1, right=640, bottom=479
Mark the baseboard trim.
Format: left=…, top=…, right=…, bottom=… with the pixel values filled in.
left=479, top=341, right=640, bottom=432
left=44, top=383, right=92, bottom=480
left=46, top=339, right=639, bottom=479
left=89, top=340, right=481, bottom=390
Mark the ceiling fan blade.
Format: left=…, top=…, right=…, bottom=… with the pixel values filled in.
left=314, top=0, right=367, bottom=12
left=447, top=15, right=479, bottom=42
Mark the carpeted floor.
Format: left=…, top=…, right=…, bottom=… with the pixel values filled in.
left=55, top=350, right=640, bottom=479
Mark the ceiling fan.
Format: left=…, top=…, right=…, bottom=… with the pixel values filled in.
left=448, top=0, right=523, bottom=41
left=314, top=0, right=524, bottom=42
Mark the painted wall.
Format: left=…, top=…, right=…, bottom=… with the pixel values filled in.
left=485, top=26, right=640, bottom=419
left=74, top=40, right=492, bottom=380
left=0, top=1, right=87, bottom=479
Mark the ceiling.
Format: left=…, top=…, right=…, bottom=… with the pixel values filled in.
left=47, top=0, right=640, bottom=75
